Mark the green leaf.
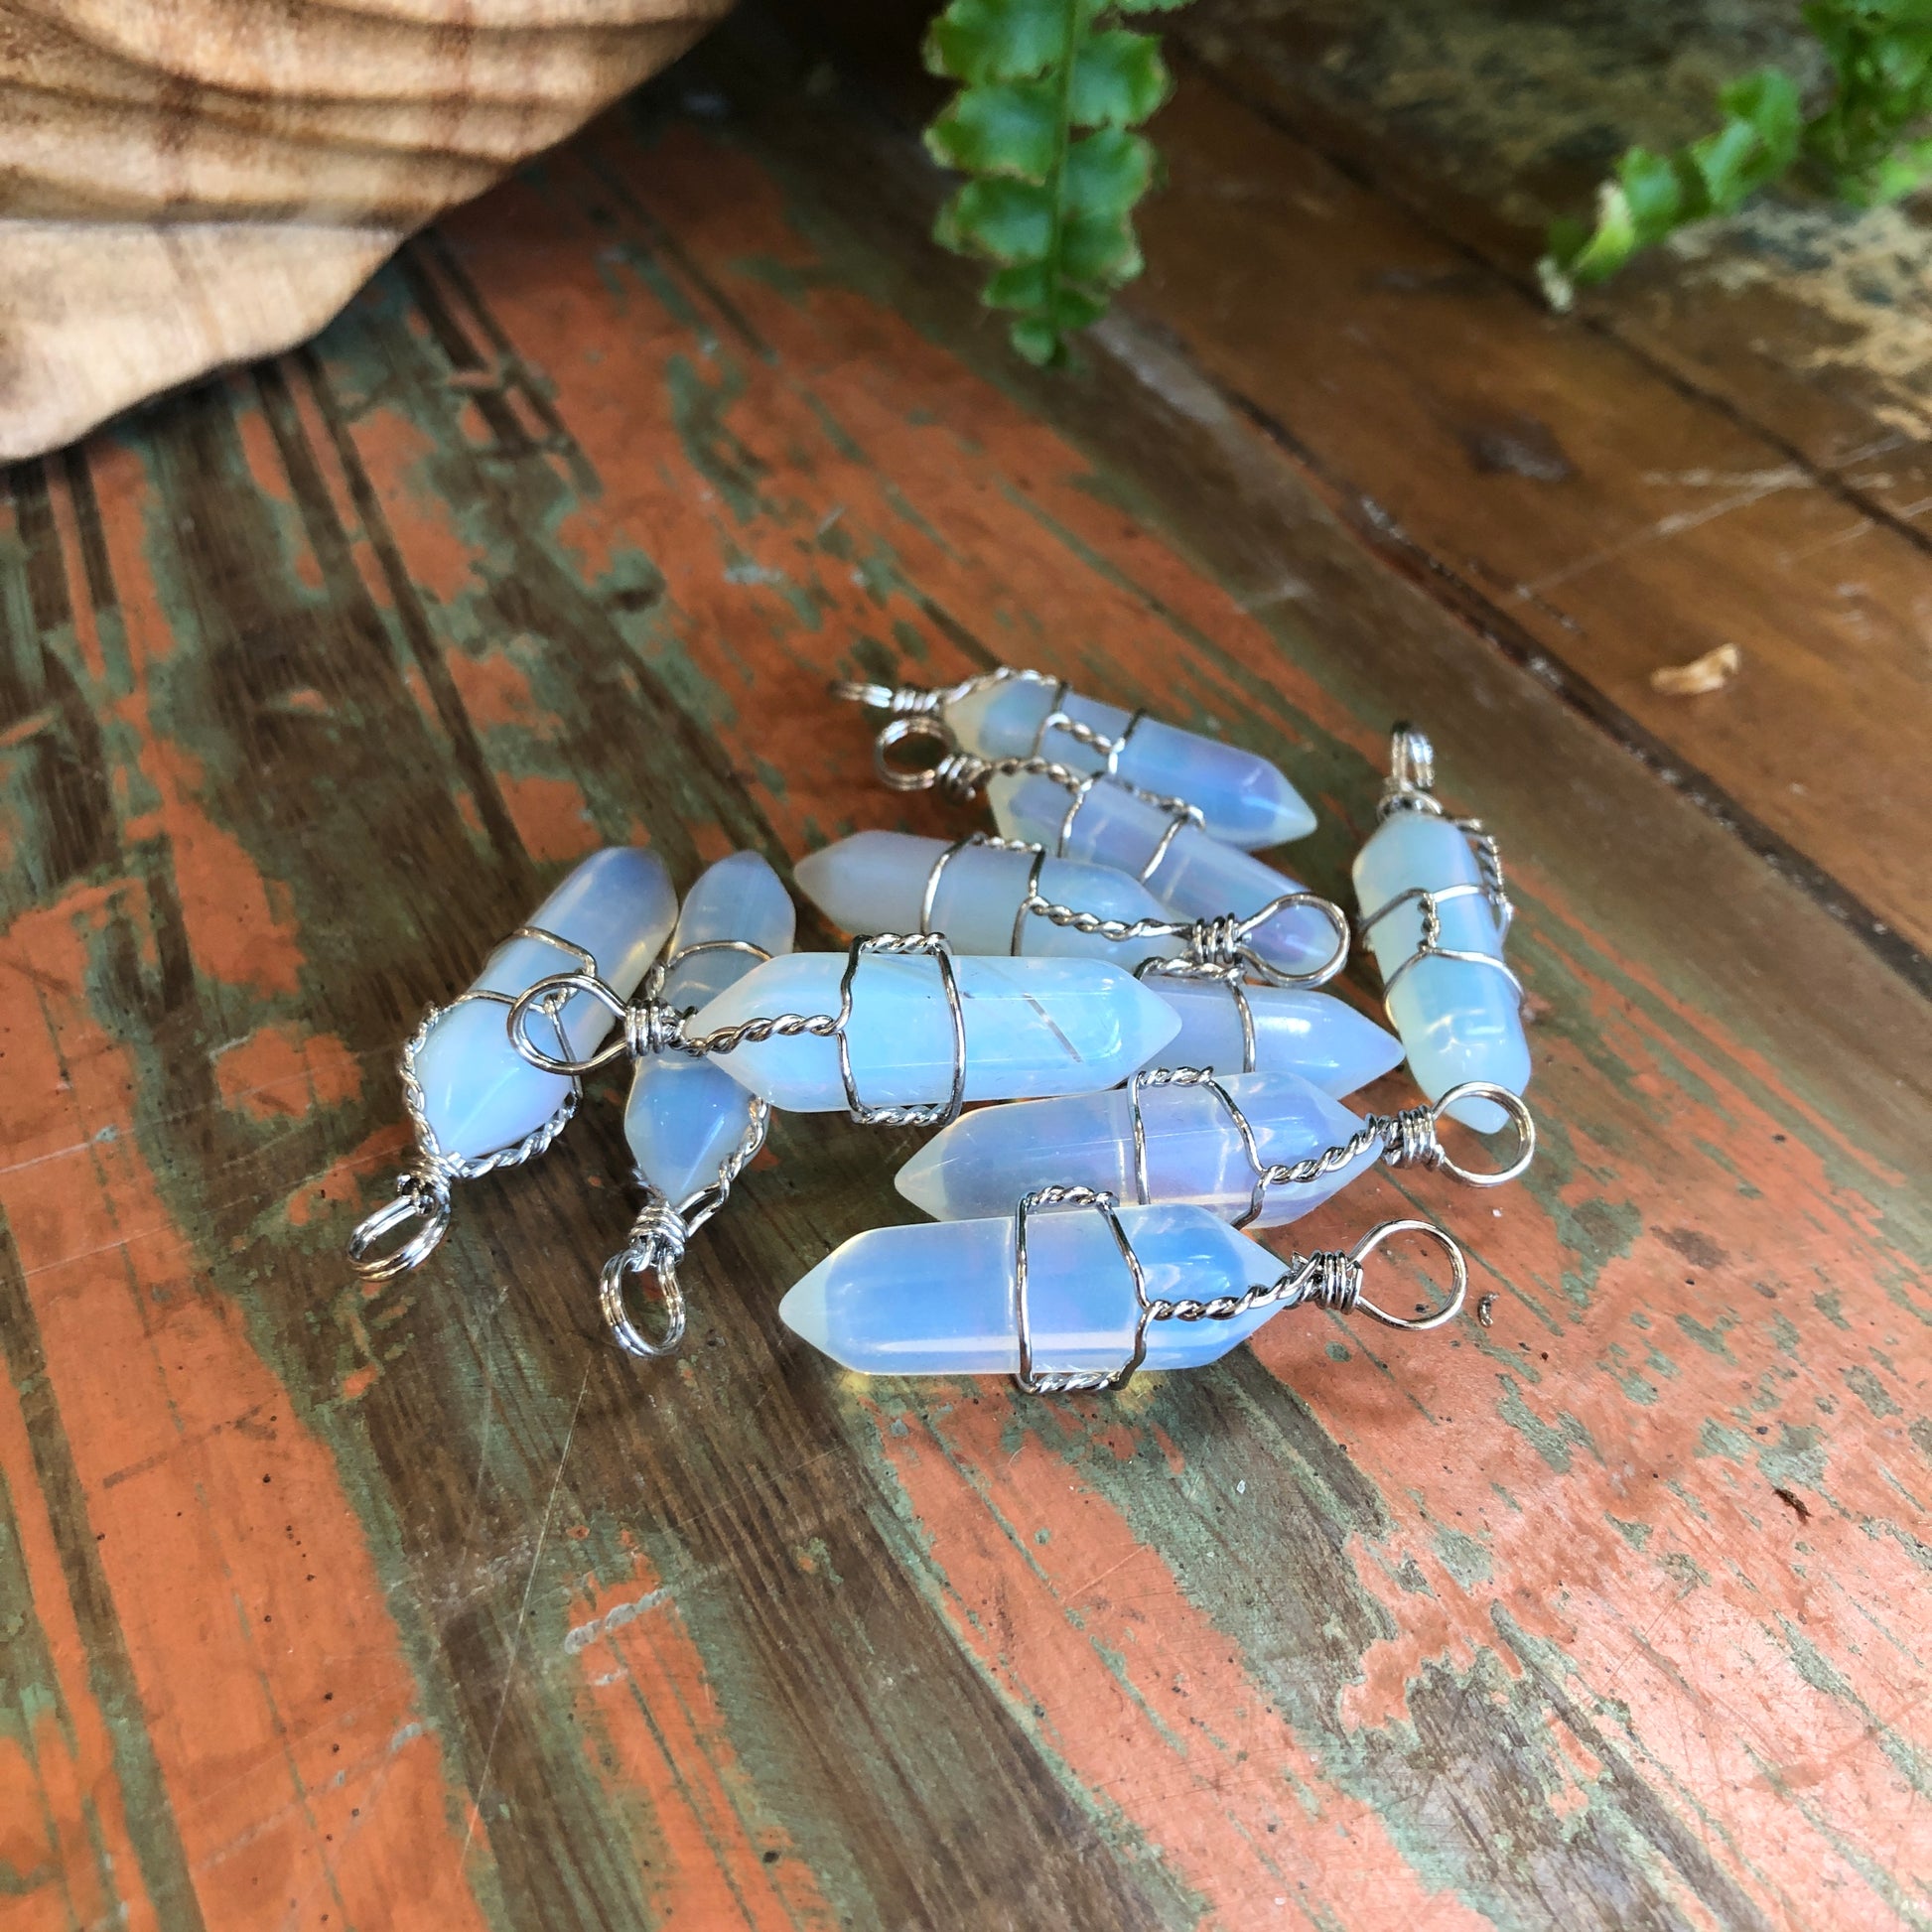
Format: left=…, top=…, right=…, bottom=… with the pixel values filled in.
left=1063, top=127, right=1157, bottom=214
left=1061, top=208, right=1144, bottom=284
left=924, top=0, right=1076, bottom=85
left=1614, top=147, right=1694, bottom=235
left=935, top=178, right=1055, bottom=263
left=924, top=81, right=1059, bottom=178
left=982, top=261, right=1054, bottom=311
left=925, top=0, right=1174, bottom=363
left=1067, top=31, right=1171, bottom=125
left=1009, top=314, right=1066, bottom=364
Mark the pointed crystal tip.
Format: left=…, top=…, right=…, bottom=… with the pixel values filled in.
left=778, top=1262, right=834, bottom=1362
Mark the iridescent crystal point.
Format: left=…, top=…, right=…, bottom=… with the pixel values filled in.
left=414, top=847, right=676, bottom=1162
left=625, top=853, right=795, bottom=1202
left=1144, top=978, right=1403, bottom=1096
left=794, top=830, right=1182, bottom=969
left=1352, top=745, right=1529, bottom=1134
left=990, top=769, right=1337, bottom=977
left=946, top=675, right=1314, bottom=849
left=896, top=1070, right=1379, bottom=1227
left=779, top=1202, right=1282, bottom=1376
left=692, top=953, right=1180, bottom=1113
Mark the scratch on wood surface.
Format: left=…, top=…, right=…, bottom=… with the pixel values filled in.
left=460, top=1361, right=591, bottom=1869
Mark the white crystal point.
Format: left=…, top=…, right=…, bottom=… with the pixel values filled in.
left=1145, top=979, right=1404, bottom=1096
left=661, top=850, right=797, bottom=1004
left=990, top=769, right=1338, bottom=978
left=897, top=1070, right=1378, bottom=1228
left=1352, top=810, right=1529, bottom=1133
left=779, top=1201, right=1282, bottom=1376
left=793, top=831, right=1183, bottom=968
left=692, top=952, right=1180, bottom=1113
left=625, top=853, right=795, bottom=1202
left=946, top=676, right=1314, bottom=849
left=415, top=847, right=677, bottom=1162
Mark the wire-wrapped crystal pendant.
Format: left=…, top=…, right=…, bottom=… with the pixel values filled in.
left=605, top=852, right=796, bottom=1358
left=1352, top=727, right=1530, bottom=1132
left=505, top=938, right=1181, bottom=1125
left=795, top=830, right=1183, bottom=969
left=857, top=716, right=1349, bottom=986
left=779, top=1190, right=1466, bottom=1389
left=798, top=827, right=1389, bottom=1089
left=347, top=847, right=677, bottom=1280
left=835, top=665, right=1314, bottom=848
left=895, top=1068, right=1535, bottom=1228
left=687, top=949, right=1180, bottom=1115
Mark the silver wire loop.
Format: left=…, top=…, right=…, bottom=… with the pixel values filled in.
left=601, top=1199, right=689, bottom=1359
left=1013, top=1185, right=1151, bottom=1395
left=836, top=932, right=969, bottom=1127
left=506, top=971, right=636, bottom=1073
left=1341, top=1220, right=1468, bottom=1330
left=346, top=1170, right=453, bottom=1281
left=347, top=926, right=591, bottom=1280
left=1408, top=1083, right=1537, bottom=1187
left=874, top=714, right=988, bottom=795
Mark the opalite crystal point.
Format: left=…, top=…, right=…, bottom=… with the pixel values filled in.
left=897, top=1069, right=1379, bottom=1228
left=780, top=1201, right=1282, bottom=1376
left=415, top=847, right=676, bottom=1163
left=946, top=676, right=1314, bottom=850
left=1352, top=811, right=1529, bottom=1133
left=1145, top=979, right=1403, bottom=1097
left=693, top=952, right=1180, bottom=1113
left=625, top=853, right=795, bottom=1203
left=793, top=831, right=1183, bottom=969
left=991, top=769, right=1338, bottom=978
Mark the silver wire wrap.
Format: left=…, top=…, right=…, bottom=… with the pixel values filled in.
left=1127, top=1066, right=1536, bottom=1229
left=1009, top=1185, right=1468, bottom=1395
left=593, top=937, right=778, bottom=1358
left=504, top=932, right=973, bottom=1129
left=1359, top=724, right=1522, bottom=1013
left=347, top=925, right=595, bottom=1282
left=600, top=1087, right=772, bottom=1361
left=876, top=717, right=1349, bottom=991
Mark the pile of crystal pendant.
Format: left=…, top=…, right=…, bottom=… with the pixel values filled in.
left=774, top=670, right=1533, bottom=1386
left=361, top=662, right=1532, bottom=1389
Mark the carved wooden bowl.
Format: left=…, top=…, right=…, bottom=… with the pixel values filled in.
left=0, top=0, right=730, bottom=459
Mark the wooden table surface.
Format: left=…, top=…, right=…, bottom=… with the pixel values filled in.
left=2, top=10, right=1927, bottom=1930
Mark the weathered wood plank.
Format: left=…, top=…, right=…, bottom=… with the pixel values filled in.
left=0, top=12, right=1926, bottom=1931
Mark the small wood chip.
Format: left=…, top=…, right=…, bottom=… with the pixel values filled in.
left=1649, top=641, right=1741, bottom=696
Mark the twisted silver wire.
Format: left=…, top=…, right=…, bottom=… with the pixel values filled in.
left=1148, top=1249, right=1363, bottom=1322
left=348, top=985, right=581, bottom=1281
left=600, top=1093, right=771, bottom=1360
left=1005, top=1189, right=1468, bottom=1395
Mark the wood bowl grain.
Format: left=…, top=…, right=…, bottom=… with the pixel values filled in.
left=0, top=0, right=732, bottom=458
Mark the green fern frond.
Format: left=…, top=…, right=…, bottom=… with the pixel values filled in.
left=1541, top=0, right=1932, bottom=306
left=924, top=0, right=1182, bottom=364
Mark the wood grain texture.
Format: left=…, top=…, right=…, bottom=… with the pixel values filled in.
left=0, top=0, right=726, bottom=462
left=0, top=13, right=1927, bottom=1929
left=1144, top=0, right=1932, bottom=979
left=777, top=0, right=1932, bottom=982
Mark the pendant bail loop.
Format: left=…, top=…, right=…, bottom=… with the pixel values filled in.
left=347, top=1169, right=454, bottom=1281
